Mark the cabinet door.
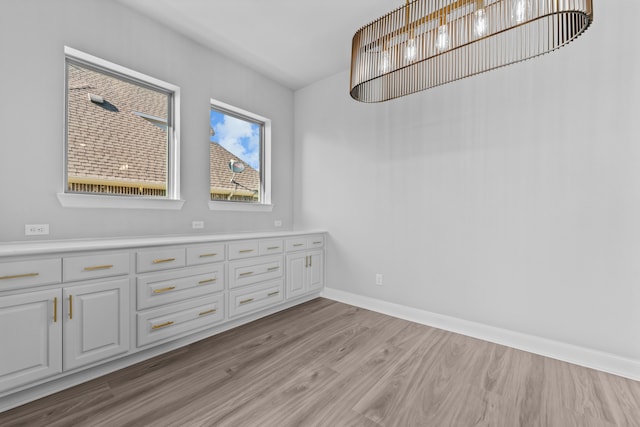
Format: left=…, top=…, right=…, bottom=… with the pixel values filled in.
left=0, top=289, right=62, bottom=393
left=307, top=251, right=324, bottom=292
left=63, top=278, right=129, bottom=370
left=286, top=253, right=307, bottom=299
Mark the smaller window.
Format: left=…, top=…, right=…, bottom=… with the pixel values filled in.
left=60, top=47, right=182, bottom=210
left=209, top=99, right=271, bottom=210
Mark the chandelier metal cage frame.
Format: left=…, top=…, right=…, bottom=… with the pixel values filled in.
left=350, top=0, right=593, bottom=102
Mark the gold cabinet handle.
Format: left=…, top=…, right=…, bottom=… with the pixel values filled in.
left=239, top=298, right=254, bottom=305
left=199, top=309, right=217, bottom=316
left=0, top=272, right=39, bottom=280
left=83, top=264, right=113, bottom=271
left=267, top=266, right=279, bottom=271
left=53, top=297, right=58, bottom=323
left=293, top=243, right=304, bottom=247
left=239, top=271, right=254, bottom=277
left=69, top=295, right=73, bottom=320
left=151, top=321, right=174, bottom=330
left=153, top=258, right=176, bottom=264
left=239, top=249, right=254, bottom=253
left=313, top=241, right=322, bottom=244
left=199, top=253, right=217, bottom=258
left=267, top=246, right=280, bottom=250
left=153, top=286, right=176, bottom=294
left=198, top=278, right=216, bottom=285
left=309, top=256, right=312, bottom=268
left=268, top=291, right=279, bottom=297
left=305, top=256, right=309, bottom=268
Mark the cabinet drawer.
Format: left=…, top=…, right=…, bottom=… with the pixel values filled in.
left=228, top=255, right=283, bottom=289
left=228, top=279, right=284, bottom=319
left=228, top=241, right=259, bottom=260
left=136, top=248, right=186, bottom=273
left=307, top=235, right=325, bottom=249
left=285, top=238, right=307, bottom=252
left=259, top=239, right=283, bottom=256
left=137, top=265, right=224, bottom=310
left=186, top=243, right=225, bottom=266
left=137, top=294, right=224, bottom=347
left=63, top=252, right=129, bottom=282
left=0, top=258, right=61, bottom=291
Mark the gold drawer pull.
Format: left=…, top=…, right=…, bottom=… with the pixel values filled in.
left=267, top=266, right=280, bottom=271
left=0, top=272, right=39, bottom=280
left=152, top=321, right=174, bottom=330
left=199, top=309, right=217, bottom=316
left=198, top=278, right=216, bottom=285
left=293, top=243, right=304, bottom=247
left=313, top=241, right=322, bottom=244
left=238, top=249, right=254, bottom=253
left=199, top=253, right=218, bottom=258
left=84, top=264, right=113, bottom=271
left=153, top=286, right=176, bottom=294
left=153, top=258, right=176, bottom=264
left=267, top=246, right=280, bottom=250
left=239, top=271, right=254, bottom=277
left=239, top=298, right=254, bottom=305
left=268, top=291, right=280, bottom=297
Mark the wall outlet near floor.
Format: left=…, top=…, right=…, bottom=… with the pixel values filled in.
left=192, top=221, right=204, bottom=229
left=375, top=274, right=383, bottom=286
left=25, top=224, right=49, bottom=236
left=274, top=220, right=282, bottom=227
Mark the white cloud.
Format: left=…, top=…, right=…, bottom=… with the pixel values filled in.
left=216, top=115, right=260, bottom=170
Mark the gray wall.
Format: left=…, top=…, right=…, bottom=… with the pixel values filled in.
left=0, top=0, right=294, bottom=242
left=294, top=2, right=640, bottom=361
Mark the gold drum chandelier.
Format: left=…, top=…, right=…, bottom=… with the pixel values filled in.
left=350, top=0, right=593, bottom=102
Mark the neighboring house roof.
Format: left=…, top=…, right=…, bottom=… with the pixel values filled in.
left=209, top=142, right=260, bottom=197
left=67, top=63, right=168, bottom=187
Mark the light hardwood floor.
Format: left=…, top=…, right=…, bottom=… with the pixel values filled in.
left=1, top=298, right=640, bottom=426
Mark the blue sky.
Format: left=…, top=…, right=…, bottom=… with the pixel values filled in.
left=210, top=109, right=260, bottom=170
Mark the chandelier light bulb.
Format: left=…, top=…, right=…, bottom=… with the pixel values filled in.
left=512, top=0, right=530, bottom=24
left=381, top=50, right=391, bottom=72
left=436, top=25, right=450, bottom=52
left=474, top=8, right=487, bottom=37
left=405, top=38, right=417, bottom=62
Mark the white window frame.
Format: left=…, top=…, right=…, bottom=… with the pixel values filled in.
left=208, top=98, right=272, bottom=212
left=58, top=46, right=184, bottom=210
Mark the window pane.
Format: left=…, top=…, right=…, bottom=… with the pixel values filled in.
left=66, top=62, right=170, bottom=197
left=209, top=107, right=262, bottom=202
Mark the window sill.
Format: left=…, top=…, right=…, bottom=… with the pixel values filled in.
left=57, top=193, right=185, bottom=210
left=208, top=201, right=273, bottom=212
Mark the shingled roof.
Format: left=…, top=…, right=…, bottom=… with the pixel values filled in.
left=209, top=142, right=260, bottom=201
left=67, top=63, right=169, bottom=196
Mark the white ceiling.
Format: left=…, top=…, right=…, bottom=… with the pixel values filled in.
left=115, top=0, right=401, bottom=90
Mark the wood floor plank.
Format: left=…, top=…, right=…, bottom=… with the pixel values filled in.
left=2, top=298, right=640, bottom=427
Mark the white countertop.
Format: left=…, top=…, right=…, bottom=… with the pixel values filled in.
left=0, top=230, right=327, bottom=257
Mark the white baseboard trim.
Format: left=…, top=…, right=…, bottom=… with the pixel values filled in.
left=321, top=287, right=640, bottom=381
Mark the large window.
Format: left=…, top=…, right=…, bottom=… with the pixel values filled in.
left=209, top=99, right=271, bottom=211
left=61, top=47, right=181, bottom=209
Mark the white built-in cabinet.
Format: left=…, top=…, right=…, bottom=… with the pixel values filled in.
left=286, top=236, right=325, bottom=299
left=0, top=231, right=325, bottom=411
left=0, top=289, right=62, bottom=392
left=62, top=279, right=129, bottom=370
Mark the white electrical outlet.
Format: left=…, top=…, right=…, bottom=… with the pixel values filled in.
left=192, top=221, right=204, bottom=229
left=375, top=274, right=383, bottom=286
left=25, top=224, right=50, bottom=236
left=274, top=220, right=282, bottom=227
